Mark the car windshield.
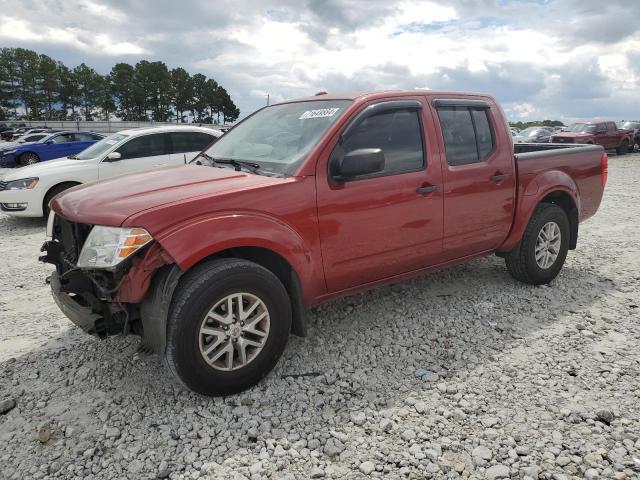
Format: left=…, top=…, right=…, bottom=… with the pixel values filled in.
left=566, top=123, right=596, bottom=133
left=73, top=133, right=127, bottom=160
left=200, top=100, right=352, bottom=176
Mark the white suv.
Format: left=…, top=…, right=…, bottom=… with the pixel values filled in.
left=0, top=126, right=222, bottom=217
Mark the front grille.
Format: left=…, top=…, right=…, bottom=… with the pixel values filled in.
left=53, top=216, right=92, bottom=270
left=0, top=181, right=7, bottom=191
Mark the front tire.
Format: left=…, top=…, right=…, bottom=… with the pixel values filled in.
left=165, top=258, right=292, bottom=396
left=18, top=152, right=40, bottom=166
left=505, top=203, right=570, bottom=285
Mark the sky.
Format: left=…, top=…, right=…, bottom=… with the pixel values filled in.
left=0, top=0, right=639, bottom=123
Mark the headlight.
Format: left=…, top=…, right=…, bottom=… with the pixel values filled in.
left=4, top=177, right=38, bottom=190
left=77, top=226, right=153, bottom=269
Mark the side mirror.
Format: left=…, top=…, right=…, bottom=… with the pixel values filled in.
left=105, top=151, right=122, bottom=162
left=331, top=148, right=385, bottom=181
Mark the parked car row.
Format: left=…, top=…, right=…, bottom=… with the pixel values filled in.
left=510, top=121, right=635, bottom=155
left=0, top=126, right=221, bottom=216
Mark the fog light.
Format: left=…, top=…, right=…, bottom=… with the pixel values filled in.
left=1, top=202, right=28, bottom=210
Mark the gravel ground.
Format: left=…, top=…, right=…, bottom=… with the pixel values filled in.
left=0, top=155, right=639, bottom=480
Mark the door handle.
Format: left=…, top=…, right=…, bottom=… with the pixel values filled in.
left=416, top=185, right=440, bottom=195
left=490, top=173, right=510, bottom=182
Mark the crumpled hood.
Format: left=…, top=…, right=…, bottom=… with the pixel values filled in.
left=52, top=165, right=287, bottom=226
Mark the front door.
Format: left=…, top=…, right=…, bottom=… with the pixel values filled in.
left=45, top=133, right=75, bottom=160
left=98, top=132, right=172, bottom=179
left=316, top=99, right=444, bottom=292
left=432, top=99, right=516, bottom=260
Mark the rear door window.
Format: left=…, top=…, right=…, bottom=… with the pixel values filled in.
left=437, top=106, right=495, bottom=166
left=115, top=133, right=170, bottom=160
left=170, top=132, right=215, bottom=154
left=74, top=133, right=97, bottom=141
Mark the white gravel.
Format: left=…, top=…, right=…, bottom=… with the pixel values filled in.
left=1, top=155, right=639, bottom=479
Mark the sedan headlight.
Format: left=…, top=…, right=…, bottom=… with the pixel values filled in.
left=4, top=177, right=38, bottom=190
left=77, top=226, right=153, bottom=269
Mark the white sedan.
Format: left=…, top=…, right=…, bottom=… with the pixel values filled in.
left=0, top=126, right=222, bottom=217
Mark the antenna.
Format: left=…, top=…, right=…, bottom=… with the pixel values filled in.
left=184, top=154, right=187, bottom=164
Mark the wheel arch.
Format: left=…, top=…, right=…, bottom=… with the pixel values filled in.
left=498, top=172, right=580, bottom=253
left=539, top=190, right=579, bottom=250
left=43, top=181, right=83, bottom=214
left=191, top=246, right=308, bottom=337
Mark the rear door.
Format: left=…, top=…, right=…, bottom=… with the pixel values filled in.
left=170, top=131, right=217, bottom=164
left=98, top=132, right=172, bottom=179
left=431, top=98, right=516, bottom=260
left=316, top=98, right=444, bottom=292
left=606, top=122, right=619, bottom=148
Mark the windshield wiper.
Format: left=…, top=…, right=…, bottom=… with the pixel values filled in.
left=214, top=158, right=262, bottom=173
left=194, top=153, right=263, bottom=174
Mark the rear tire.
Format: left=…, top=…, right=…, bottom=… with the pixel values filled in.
left=18, top=152, right=40, bottom=166
left=616, top=140, right=629, bottom=155
left=165, top=258, right=291, bottom=396
left=505, top=203, right=570, bottom=285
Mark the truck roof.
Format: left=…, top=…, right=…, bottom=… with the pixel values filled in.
left=282, top=90, right=491, bottom=104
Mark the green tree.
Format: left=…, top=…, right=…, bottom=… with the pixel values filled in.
left=170, top=67, right=193, bottom=123
left=95, top=74, right=115, bottom=121
left=73, top=63, right=101, bottom=120
left=0, top=48, right=20, bottom=118
left=38, top=54, right=59, bottom=120
left=110, top=63, right=136, bottom=120
left=57, top=64, right=79, bottom=119
left=190, top=73, right=208, bottom=122
left=13, top=48, right=41, bottom=118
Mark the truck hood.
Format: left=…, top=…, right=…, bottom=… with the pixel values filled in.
left=52, top=165, right=287, bottom=226
left=1, top=156, right=91, bottom=181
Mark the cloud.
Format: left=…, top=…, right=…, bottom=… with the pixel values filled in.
left=0, top=0, right=638, bottom=122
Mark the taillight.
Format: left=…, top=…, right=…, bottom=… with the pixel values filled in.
left=601, top=152, right=608, bottom=188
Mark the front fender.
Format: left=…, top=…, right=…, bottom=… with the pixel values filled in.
left=155, top=212, right=323, bottom=303
left=498, top=170, right=579, bottom=252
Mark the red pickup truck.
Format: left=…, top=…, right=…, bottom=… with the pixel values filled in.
left=41, top=91, right=607, bottom=395
left=551, top=120, right=633, bottom=154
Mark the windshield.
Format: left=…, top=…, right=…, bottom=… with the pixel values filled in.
left=200, top=100, right=352, bottom=175
left=566, top=123, right=596, bottom=133
left=74, top=133, right=127, bottom=160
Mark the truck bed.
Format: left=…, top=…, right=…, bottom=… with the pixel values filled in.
left=514, top=143, right=605, bottom=222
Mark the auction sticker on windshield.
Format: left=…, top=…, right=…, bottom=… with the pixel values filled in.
left=299, top=108, right=341, bottom=119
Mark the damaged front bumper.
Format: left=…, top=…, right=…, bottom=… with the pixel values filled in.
left=49, top=270, right=103, bottom=335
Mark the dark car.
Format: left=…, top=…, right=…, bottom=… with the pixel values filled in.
left=618, top=121, right=640, bottom=150
left=0, top=130, right=105, bottom=167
